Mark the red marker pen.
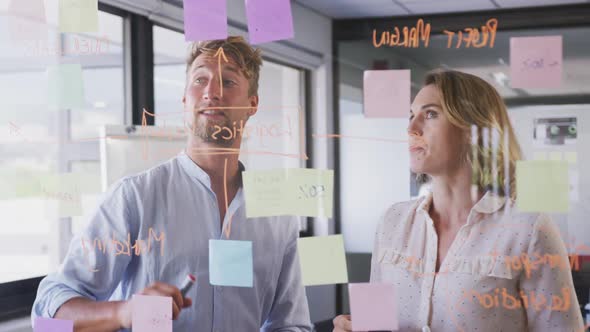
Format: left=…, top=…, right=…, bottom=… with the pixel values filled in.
left=179, top=274, right=196, bottom=297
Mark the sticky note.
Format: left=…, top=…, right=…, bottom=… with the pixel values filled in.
left=348, top=283, right=398, bottom=331
left=209, top=240, right=253, bottom=287
left=297, top=235, right=348, bottom=286
left=510, top=36, right=562, bottom=89
left=246, top=0, right=294, bottom=44
left=0, top=170, right=45, bottom=200
left=564, top=152, right=577, bottom=165
left=59, top=0, right=98, bottom=32
left=516, top=160, right=569, bottom=213
left=548, top=151, right=562, bottom=161
left=363, top=70, right=411, bottom=118
left=39, top=173, right=85, bottom=217
left=132, top=295, right=172, bottom=332
left=47, top=64, right=85, bottom=109
left=183, top=0, right=228, bottom=41
left=9, top=0, right=46, bottom=41
left=243, top=168, right=334, bottom=218
left=34, top=317, right=73, bottom=332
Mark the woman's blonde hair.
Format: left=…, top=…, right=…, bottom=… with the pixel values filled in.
left=423, top=70, right=523, bottom=200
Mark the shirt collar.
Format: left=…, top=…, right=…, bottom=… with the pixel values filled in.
left=415, top=190, right=506, bottom=216
left=472, top=190, right=506, bottom=214
left=177, top=150, right=246, bottom=189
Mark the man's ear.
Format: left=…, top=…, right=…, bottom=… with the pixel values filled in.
left=248, top=95, right=259, bottom=117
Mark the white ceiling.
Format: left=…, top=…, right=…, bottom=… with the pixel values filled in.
left=294, top=0, right=590, bottom=18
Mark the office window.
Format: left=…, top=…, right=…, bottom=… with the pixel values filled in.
left=153, top=26, right=189, bottom=127
left=0, top=8, right=124, bottom=283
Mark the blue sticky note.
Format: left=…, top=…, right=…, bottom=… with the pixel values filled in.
left=209, top=239, right=253, bottom=287
left=246, top=0, right=294, bottom=44
left=34, top=317, right=73, bottom=332
left=183, top=0, right=228, bottom=41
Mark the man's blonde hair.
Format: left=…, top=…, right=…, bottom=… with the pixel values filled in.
left=186, top=36, right=263, bottom=96
left=424, top=70, right=523, bottom=200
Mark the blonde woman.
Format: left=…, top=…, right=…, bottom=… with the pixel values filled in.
left=333, top=70, right=584, bottom=332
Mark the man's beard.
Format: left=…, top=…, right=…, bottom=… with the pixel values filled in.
left=192, top=116, right=235, bottom=147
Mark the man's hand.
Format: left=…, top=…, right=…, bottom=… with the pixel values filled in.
left=332, top=314, right=352, bottom=332
left=116, top=282, right=193, bottom=328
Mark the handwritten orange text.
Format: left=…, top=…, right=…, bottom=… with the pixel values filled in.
left=22, top=35, right=110, bottom=57
left=373, top=19, right=431, bottom=48
left=81, top=228, right=165, bottom=272
left=463, top=287, right=571, bottom=312
left=443, top=18, right=498, bottom=48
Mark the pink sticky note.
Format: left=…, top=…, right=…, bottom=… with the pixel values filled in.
left=348, top=283, right=398, bottom=332
left=510, top=36, right=562, bottom=89
left=8, top=0, right=47, bottom=41
left=132, top=295, right=173, bottom=332
left=34, top=317, right=73, bottom=332
left=246, top=0, right=294, bottom=44
left=364, top=70, right=411, bottom=118
left=183, top=0, right=228, bottom=41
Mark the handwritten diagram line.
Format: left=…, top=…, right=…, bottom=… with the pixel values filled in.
left=214, top=47, right=228, bottom=98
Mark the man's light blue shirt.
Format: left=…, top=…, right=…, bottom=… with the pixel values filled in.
left=32, top=151, right=312, bottom=331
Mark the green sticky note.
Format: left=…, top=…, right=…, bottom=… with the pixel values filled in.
left=47, top=64, right=85, bottom=109
left=0, top=170, right=45, bottom=200
left=516, top=160, right=569, bottom=213
left=297, top=235, right=348, bottom=286
left=243, top=168, right=333, bottom=218
left=59, top=0, right=98, bottom=32
left=40, top=173, right=83, bottom=217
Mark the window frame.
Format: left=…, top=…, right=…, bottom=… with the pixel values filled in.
left=0, top=2, right=128, bottom=322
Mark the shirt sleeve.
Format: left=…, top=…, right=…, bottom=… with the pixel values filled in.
left=31, top=178, right=138, bottom=324
left=520, top=214, right=584, bottom=332
left=261, top=221, right=312, bottom=332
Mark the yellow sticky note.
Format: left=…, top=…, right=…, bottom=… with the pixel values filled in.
left=290, top=168, right=333, bottom=218
left=243, top=168, right=333, bottom=218
left=548, top=151, right=562, bottom=161
left=297, top=235, right=348, bottom=286
left=532, top=151, right=546, bottom=160
left=564, top=152, right=577, bottom=165
left=59, top=0, right=98, bottom=33
left=516, top=160, right=569, bottom=213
